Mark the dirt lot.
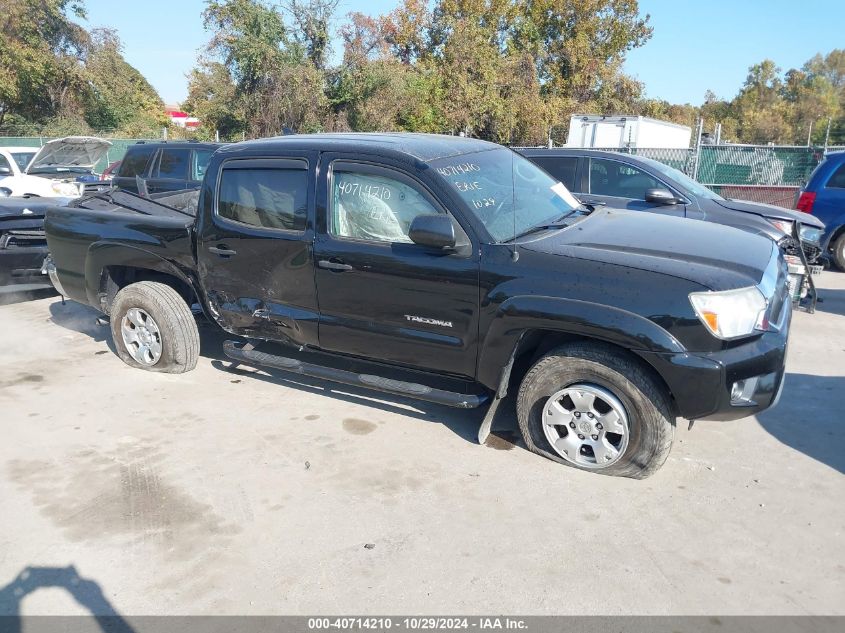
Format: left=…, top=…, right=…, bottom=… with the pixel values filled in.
left=0, top=274, right=843, bottom=617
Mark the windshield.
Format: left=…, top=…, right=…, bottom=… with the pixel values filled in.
left=11, top=151, right=36, bottom=171
left=640, top=157, right=723, bottom=200
left=431, top=148, right=581, bottom=242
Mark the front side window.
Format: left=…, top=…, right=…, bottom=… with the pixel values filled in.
left=218, top=168, right=307, bottom=231
left=589, top=158, right=662, bottom=199
left=156, top=148, right=190, bottom=179
left=432, top=148, right=580, bottom=242
left=826, top=162, right=845, bottom=189
left=11, top=152, right=35, bottom=171
left=193, top=149, right=215, bottom=181
left=330, top=168, right=442, bottom=243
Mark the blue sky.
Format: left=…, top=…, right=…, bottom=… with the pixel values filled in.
left=75, top=0, right=845, bottom=107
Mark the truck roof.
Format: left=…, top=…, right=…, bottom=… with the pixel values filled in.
left=216, top=133, right=499, bottom=163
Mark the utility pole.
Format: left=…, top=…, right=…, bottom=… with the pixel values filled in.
left=824, top=118, right=832, bottom=150
left=807, top=120, right=813, bottom=147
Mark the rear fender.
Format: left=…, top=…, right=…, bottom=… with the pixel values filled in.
left=475, top=295, right=685, bottom=390
left=85, top=242, right=198, bottom=312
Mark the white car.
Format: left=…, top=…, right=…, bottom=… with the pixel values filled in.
left=0, top=136, right=111, bottom=198
left=0, top=146, right=40, bottom=189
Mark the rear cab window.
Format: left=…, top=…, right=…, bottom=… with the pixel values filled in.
left=118, top=145, right=156, bottom=178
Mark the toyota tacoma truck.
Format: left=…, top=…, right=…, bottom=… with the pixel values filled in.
left=44, top=133, right=791, bottom=478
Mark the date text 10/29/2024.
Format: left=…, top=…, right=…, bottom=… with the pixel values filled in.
left=308, top=618, right=528, bottom=630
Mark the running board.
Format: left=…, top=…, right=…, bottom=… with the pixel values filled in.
left=222, top=340, right=488, bottom=409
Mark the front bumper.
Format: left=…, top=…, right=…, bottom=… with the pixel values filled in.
left=639, top=303, right=791, bottom=422
left=0, top=247, right=50, bottom=288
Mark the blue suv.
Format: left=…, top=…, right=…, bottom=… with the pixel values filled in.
left=796, top=150, right=845, bottom=270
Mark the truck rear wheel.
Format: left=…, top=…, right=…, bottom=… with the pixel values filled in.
left=516, top=342, right=675, bottom=479
left=110, top=281, right=199, bottom=374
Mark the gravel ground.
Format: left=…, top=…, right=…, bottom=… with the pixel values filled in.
left=0, top=273, right=843, bottom=616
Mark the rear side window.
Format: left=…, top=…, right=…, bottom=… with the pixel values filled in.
left=156, top=148, right=190, bottom=179
left=589, top=158, right=662, bottom=199
left=118, top=146, right=155, bottom=178
left=218, top=168, right=307, bottom=231
left=0, top=154, right=11, bottom=175
left=530, top=156, right=579, bottom=191
left=826, top=162, right=845, bottom=189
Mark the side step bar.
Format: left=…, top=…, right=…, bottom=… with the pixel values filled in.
left=222, top=340, right=488, bottom=409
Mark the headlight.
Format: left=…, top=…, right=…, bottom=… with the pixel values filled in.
left=689, top=286, right=768, bottom=340
left=767, top=219, right=794, bottom=236
left=798, top=224, right=823, bottom=244
left=51, top=181, right=81, bottom=196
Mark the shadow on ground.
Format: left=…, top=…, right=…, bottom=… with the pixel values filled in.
left=814, top=287, right=845, bottom=317
left=0, top=566, right=134, bottom=631
left=757, top=373, right=845, bottom=474
left=0, top=286, right=56, bottom=306
left=45, top=298, right=521, bottom=448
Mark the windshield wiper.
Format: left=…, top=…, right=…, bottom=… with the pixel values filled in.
left=511, top=219, right=570, bottom=241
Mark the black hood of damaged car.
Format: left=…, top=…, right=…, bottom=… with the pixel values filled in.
left=520, top=209, right=774, bottom=291
left=0, top=197, right=72, bottom=219
left=713, top=198, right=825, bottom=228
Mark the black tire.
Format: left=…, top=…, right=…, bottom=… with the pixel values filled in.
left=516, top=342, right=675, bottom=479
left=110, top=281, right=199, bottom=374
left=832, top=233, right=845, bottom=272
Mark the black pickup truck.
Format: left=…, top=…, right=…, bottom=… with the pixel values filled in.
left=45, top=133, right=791, bottom=478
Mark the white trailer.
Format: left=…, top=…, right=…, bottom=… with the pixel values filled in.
left=565, top=115, right=692, bottom=149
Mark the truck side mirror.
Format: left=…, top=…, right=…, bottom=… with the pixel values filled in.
left=409, top=214, right=456, bottom=249
left=644, top=188, right=678, bottom=205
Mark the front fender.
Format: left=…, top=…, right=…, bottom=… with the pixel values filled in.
left=475, top=295, right=685, bottom=390
left=84, top=241, right=198, bottom=311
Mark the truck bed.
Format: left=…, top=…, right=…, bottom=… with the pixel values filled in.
left=45, top=191, right=197, bottom=307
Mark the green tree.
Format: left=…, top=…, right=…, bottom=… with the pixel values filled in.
left=0, top=0, right=89, bottom=127
left=83, top=29, right=166, bottom=133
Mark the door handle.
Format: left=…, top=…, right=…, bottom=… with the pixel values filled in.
left=318, top=259, right=353, bottom=272
left=209, top=245, right=237, bottom=257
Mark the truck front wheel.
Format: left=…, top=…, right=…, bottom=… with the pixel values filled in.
left=516, top=342, right=675, bottom=479
left=110, top=281, right=200, bottom=374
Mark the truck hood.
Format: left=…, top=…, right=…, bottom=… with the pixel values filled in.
left=714, top=198, right=825, bottom=229
left=26, top=136, right=111, bottom=172
left=521, top=209, right=773, bottom=291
